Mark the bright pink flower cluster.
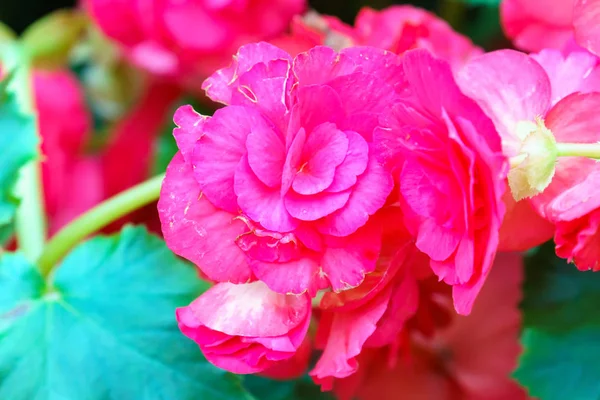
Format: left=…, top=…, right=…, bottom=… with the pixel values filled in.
left=273, top=5, right=481, bottom=68
left=158, top=34, right=516, bottom=385
left=85, top=0, right=306, bottom=90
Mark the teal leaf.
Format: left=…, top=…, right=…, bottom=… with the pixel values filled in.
left=0, top=70, right=38, bottom=238
left=514, top=243, right=600, bottom=400
left=0, top=226, right=253, bottom=400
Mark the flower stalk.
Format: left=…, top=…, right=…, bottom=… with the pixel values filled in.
left=37, top=173, right=165, bottom=277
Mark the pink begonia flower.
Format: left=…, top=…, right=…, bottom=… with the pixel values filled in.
left=85, top=0, right=305, bottom=90
left=459, top=49, right=600, bottom=270
left=260, top=336, right=312, bottom=380
left=177, top=281, right=311, bottom=374
left=344, top=252, right=527, bottom=400
left=159, top=43, right=397, bottom=296
left=501, top=0, right=576, bottom=52
left=273, top=6, right=481, bottom=69
left=375, top=49, right=507, bottom=315
left=574, top=0, right=600, bottom=56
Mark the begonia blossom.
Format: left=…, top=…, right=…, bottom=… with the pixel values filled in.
left=159, top=43, right=398, bottom=297
left=177, top=281, right=311, bottom=374
left=375, top=49, right=507, bottom=315
left=459, top=49, right=600, bottom=270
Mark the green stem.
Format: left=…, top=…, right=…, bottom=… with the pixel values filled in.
left=1, top=42, right=47, bottom=262
left=556, top=142, right=600, bottom=160
left=37, top=173, right=165, bottom=277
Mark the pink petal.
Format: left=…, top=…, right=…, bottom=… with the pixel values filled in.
left=281, top=127, right=306, bottom=195
left=246, top=121, right=286, bottom=188
left=230, top=59, right=293, bottom=133
left=318, top=153, right=393, bottom=236
left=327, top=131, right=369, bottom=193
left=416, top=218, right=460, bottom=263
left=292, top=85, right=345, bottom=136
left=500, top=0, right=575, bottom=52
left=179, top=281, right=310, bottom=337
left=321, top=221, right=382, bottom=292
left=202, top=42, right=293, bottom=104
left=498, top=191, right=555, bottom=251
left=339, top=46, right=405, bottom=92
left=546, top=92, right=600, bottom=143
left=292, top=123, right=349, bottom=195
left=158, top=152, right=252, bottom=283
left=574, top=0, right=600, bottom=56
left=458, top=50, right=552, bottom=156
left=554, top=210, right=600, bottom=271
left=235, top=155, right=298, bottom=232
left=292, top=46, right=357, bottom=88
left=310, top=287, right=392, bottom=383
left=173, top=105, right=207, bottom=164
left=250, top=254, right=328, bottom=296
left=193, top=105, right=272, bottom=213
left=328, top=72, right=398, bottom=117
left=531, top=49, right=600, bottom=105
left=284, top=190, right=351, bottom=221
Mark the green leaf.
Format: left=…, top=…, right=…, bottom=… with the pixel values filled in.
left=459, top=0, right=500, bottom=5
left=0, top=71, right=38, bottom=240
left=0, top=226, right=253, bottom=400
left=514, top=242, right=600, bottom=400
left=244, top=375, right=335, bottom=400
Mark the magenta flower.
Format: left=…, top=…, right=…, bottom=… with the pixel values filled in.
left=574, top=0, right=600, bottom=56
left=375, top=49, right=507, bottom=315
left=85, top=0, right=306, bottom=90
left=177, top=281, right=311, bottom=373
left=159, top=43, right=397, bottom=296
left=459, top=49, right=600, bottom=270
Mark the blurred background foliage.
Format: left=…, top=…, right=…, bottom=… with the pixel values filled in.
left=0, top=0, right=506, bottom=49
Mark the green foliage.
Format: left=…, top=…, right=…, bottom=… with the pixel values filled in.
left=514, top=243, right=600, bottom=400
left=244, top=374, right=335, bottom=400
left=0, top=70, right=38, bottom=241
left=0, top=226, right=253, bottom=400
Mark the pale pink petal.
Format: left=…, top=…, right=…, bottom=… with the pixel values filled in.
left=284, top=190, right=351, bottom=221
left=173, top=105, right=207, bottom=163
left=531, top=49, right=600, bottom=105
left=193, top=105, right=273, bottom=212
left=574, top=0, right=600, bottom=56
left=246, top=121, right=286, bottom=188
left=180, top=281, right=310, bottom=337
left=202, top=42, right=293, bottom=104
left=234, top=155, right=298, bottom=232
left=292, top=123, right=349, bottom=195
left=318, top=153, right=393, bottom=237
left=458, top=50, right=552, bottom=156
left=327, top=131, right=369, bottom=193
left=158, top=152, right=252, bottom=283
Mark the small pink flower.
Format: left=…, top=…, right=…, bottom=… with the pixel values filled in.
left=375, top=49, right=507, bottom=315
left=159, top=43, right=397, bottom=295
left=274, top=6, right=481, bottom=69
left=85, top=0, right=306, bottom=90
left=501, top=0, right=576, bottom=52
left=459, top=49, right=600, bottom=270
left=177, top=281, right=311, bottom=374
